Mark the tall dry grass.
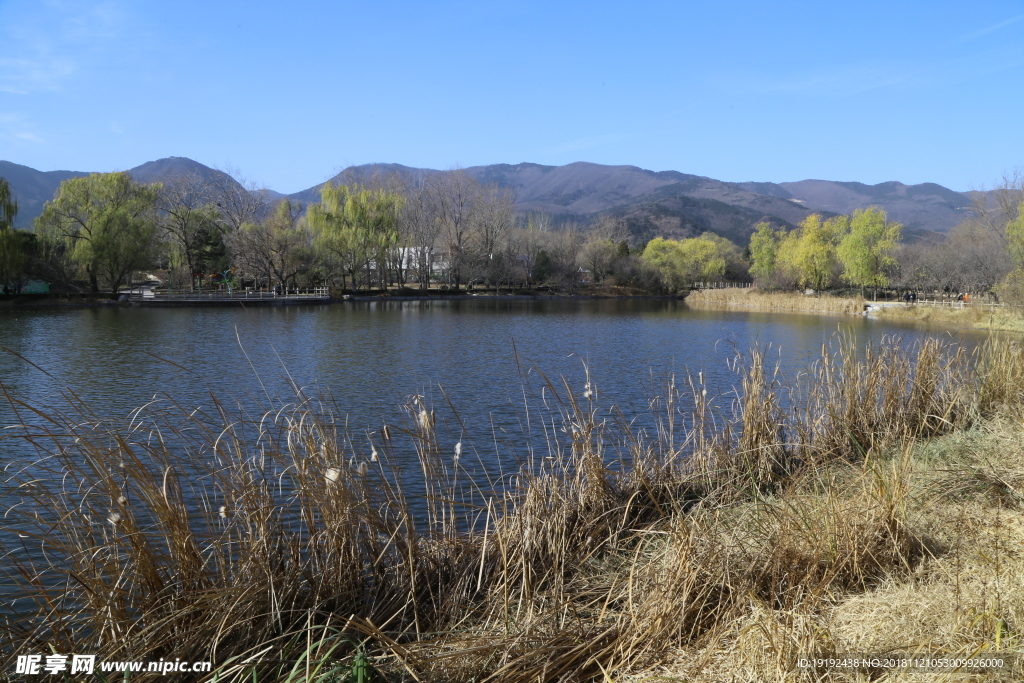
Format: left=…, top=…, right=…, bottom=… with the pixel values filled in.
left=2, top=335, right=1023, bottom=681
left=876, top=301, right=1024, bottom=333
left=686, top=288, right=865, bottom=315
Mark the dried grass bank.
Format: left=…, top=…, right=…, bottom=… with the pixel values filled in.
left=3, top=336, right=1024, bottom=682
left=875, top=302, right=1024, bottom=333
left=686, top=288, right=866, bottom=316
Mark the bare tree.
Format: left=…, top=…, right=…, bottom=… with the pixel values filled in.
left=158, top=173, right=222, bottom=290
left=946, top=221, right=1013, bottom=293
left=895, top=222, right=1012, bottom=295
left=207, top=166, right=271, bottom=233
left=401, top=180, right=441, bottom=289
left=469, top=183, right=516, bottom=286
left=581, top=237, right=617, bottom=284
left=970, top=171, right=1024, bottom=245
left=510, top=211, right=551, bottom=287
left=228, top=200, right=312, bottom=290
left=548, top=222, right=584, bottom=288
left=428, top=169, right=478, bottom=289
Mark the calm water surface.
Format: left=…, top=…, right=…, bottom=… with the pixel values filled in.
left=0, top=299, right=989, bottom=443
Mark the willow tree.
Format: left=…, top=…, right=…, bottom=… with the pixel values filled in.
left=641, top=234, right=730, bottom=292
left=777, top=213, right=848, bottom=290
left=35, top=172, right=161, bottom=295
left=641, top=238, right=686, bottom=291
left=837, top=206, right=902, bottom=297
left=1004, top=201, right=1024, bottom=268
left=748, top=222, right=779, bottom=285
left=0, top=177, right=25, bottom=292
left=308, top=183, right=403, bottom=291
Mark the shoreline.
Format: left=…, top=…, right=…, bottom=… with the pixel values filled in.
left=0, top=291, right=689, bottom=310
left=687, top=288, right=1024, bottom=333
left=9, top=289, right=1023, bottom=335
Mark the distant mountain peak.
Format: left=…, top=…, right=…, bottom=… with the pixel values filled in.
left=1, top=157, right=977, bottom=240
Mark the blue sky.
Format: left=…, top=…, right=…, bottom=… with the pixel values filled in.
left=2, top=0, right=1023, bottom=193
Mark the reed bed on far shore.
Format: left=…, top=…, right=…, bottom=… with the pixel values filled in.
left=686, top=288, right=866, bottom=315
left=2, top=335, right=1024, bottom=682
left=875, top=301, right=1024, bottom=332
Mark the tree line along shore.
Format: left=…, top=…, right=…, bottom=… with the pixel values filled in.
left=3, top=169, right=1024, bottom=308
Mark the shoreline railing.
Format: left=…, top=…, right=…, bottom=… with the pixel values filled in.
left=129, top=287, right=330, bottom=301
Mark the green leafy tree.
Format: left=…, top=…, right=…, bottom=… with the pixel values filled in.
left=994, top=203, right=1024, bottom=304
left=641, top=234, right=732, bottom=292
left=677, top=235, right=729, bottom=283
left=837, top=207, right=902, bottom=296
left=1004, top=201, right=1024, bottom=268
left=779, top=214, right=847, bottom=290
left=641, top=237, right=686, bottom=291
left=308, top=183, right=404, bottom=291
left=0, top=177, right=25, bottom=292
left=689, top=232, right=740, bottom=280
left=748, top=222, right=779, bottom=285
left=35, top=173, right=161, bottom=295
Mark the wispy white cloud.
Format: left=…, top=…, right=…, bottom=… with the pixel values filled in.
left=0, top=55, right=76, bottom=94
left=958, top=13, right=1024, bottom=42
left=0, top=112, right=45, bottom=144
left=0, top=0, right=129, bottom=94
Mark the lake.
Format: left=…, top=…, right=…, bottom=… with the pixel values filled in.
left=0, top=299, right=989, bottom=455
left=0, top=298, right=996, bottom=611
left=0, top=298, right=990, bottom=497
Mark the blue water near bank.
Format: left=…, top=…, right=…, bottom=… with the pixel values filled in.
left=0, top=298, right=988, bottom=492
left=0, top=299, right=985, bottom=434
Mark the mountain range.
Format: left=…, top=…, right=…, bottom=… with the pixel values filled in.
left=0, top=157, right=977, bottom=244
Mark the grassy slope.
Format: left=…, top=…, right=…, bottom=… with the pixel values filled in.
left=649, top=416, right=1024, bottom=681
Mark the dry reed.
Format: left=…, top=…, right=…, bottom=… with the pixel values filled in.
left=2, top=335, right=1024, bottom=682
left=876, top=302, right=1024, bottom=333
left=686, top=288, right=866, bottom=315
